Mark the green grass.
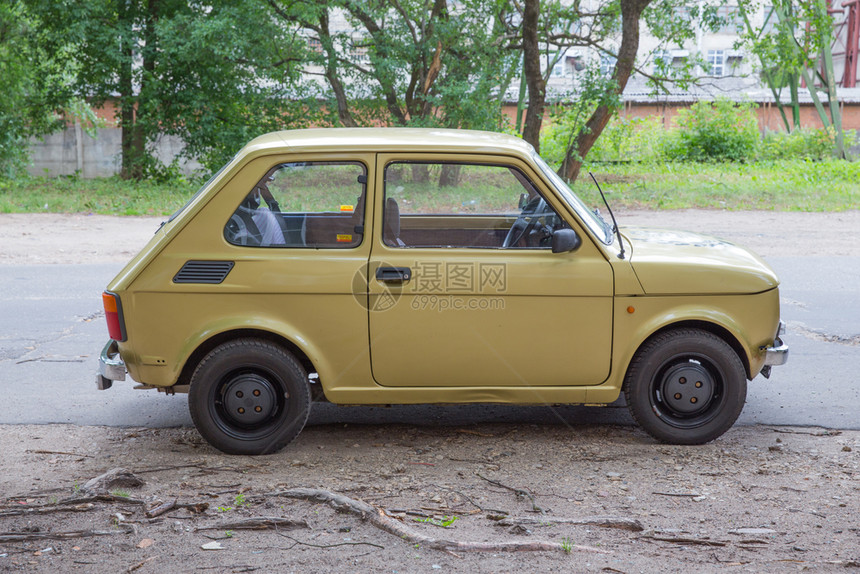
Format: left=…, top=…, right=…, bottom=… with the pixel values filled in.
left=1, top=158, right=858, bottom=215
left=575, top=159, right=860, bottom=212
left=0, top=175, right=197, bottom=215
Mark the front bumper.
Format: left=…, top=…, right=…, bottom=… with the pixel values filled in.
left=760, top=321, right=789, bottom=378
left=96, top=339, right=126, bottom=390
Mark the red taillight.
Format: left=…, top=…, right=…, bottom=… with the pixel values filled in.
left=102, top=291, right=127, bottom=342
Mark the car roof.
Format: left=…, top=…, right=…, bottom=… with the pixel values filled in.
left=241, top=128, right=535, bottom=158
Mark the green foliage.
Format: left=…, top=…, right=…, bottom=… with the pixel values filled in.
left=0, top=1, right=70, bottom=175
left=153, top=1, right=318, bottom=170
left=4, top=157, right=860, bottom=215
left=296, top=0, right=517, bottom=131
left=414, top=515, right=459, bottom=528
left=543, top=66, right=623, bottom=166
left=543, top=109, right=856, bottom=166
left=0, top=175, right=195, bottom=215
left=561, top=536, right=573, bottom=553
left=669, top=99, right=761, bottom=162
left=569, top=158, right=860, bottom=211
left=582, top=116, right=672, bottom=163
left=26, top=0, right=316, bottom=175
left=759, top=127, right=856, bottom=160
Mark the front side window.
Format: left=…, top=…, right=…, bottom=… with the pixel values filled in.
left=383, top=162, right=566, bottom=249
left=225, top=161, right=366, bottom=248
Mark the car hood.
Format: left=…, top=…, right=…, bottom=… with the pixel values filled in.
left=622, top=227, right=779, bottom=295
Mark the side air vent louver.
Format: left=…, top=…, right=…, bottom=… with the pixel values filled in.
left=173, top=260, right=235, bottom=284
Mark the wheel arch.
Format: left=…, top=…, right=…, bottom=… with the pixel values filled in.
left=629, top=320, right=751, bottom=381
left=176, top=328, right=317, bottom=389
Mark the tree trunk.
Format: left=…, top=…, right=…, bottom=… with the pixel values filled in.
left=818, top=0, right=846, bottom=158
left=118, top=0, right=137, bottom=180
left=789, top=74, right=801, bottom=129
left=346, top=3, right=408, bottom=125
left=319, top=10, right=357, bottom=127
left=439, top=164, right=461, bottom=187
left=560, top=0, right=652, bottom=182
left=521, top=0, right=544, bottom=152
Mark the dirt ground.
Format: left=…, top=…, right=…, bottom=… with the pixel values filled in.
left=1, top=210, right=859, bottom=573
left=2, top=208, right=860, bottom=264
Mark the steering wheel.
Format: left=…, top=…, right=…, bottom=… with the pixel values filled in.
left=502, top=196, right=546, bottom=248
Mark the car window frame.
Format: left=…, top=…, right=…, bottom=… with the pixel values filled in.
left=381, top=158, right=566, bottom=250
left=223, top=159, right=369, bottom=250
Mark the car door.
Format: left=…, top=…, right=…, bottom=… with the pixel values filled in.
left=367, top=153, right=614, bottom=388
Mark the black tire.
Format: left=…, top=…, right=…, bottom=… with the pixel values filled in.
left=188, top=338, right=310, bottom=455
left=624, top=328, right=747, bottom=445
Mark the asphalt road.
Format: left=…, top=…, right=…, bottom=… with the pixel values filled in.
left=1, top=254, right=858, bottom=431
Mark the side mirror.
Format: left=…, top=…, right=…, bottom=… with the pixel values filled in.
left=518, top=193, right=528, bottom=210
left=551, top=228, right=581, bottom=253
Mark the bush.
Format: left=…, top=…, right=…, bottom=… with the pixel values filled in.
left=586, top=116, right=672, bottom=163
left=759, top=127, right=857, bottom=161
left=669, top=98, right=760, bottom=162
left=540, top=114, right=673, bottom=165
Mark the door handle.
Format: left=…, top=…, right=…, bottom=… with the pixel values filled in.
left=375, top=266, right=412, bottom=283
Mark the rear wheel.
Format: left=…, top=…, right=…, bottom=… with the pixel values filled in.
left=624, top=329, right=746, bottom=445
left=189, top=338, right=310, bottom=455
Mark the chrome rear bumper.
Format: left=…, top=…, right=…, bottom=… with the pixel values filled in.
left=96, top=339, right=126, bottom=390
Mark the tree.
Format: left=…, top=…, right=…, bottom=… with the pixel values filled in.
left=0, top=2, right=71, bottom=175
left=738, top=1, right=802, bottom=131
left=559, top=0, right=652, bottom=181
left=268, top=0, right=517, bottom=132
left=27, top=0, right=313, bottom=177
left=738, top=0, right=847, bottom=157
left=501, top=0, right=701, bottom=181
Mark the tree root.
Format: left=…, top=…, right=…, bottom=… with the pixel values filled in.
left=494, top=515, right=644, bottom=532
left=0, top=502, right=98, bottom=518
left=268, top=487, right=608, bottom=554
left=144, top=499, right=209, bottom=518
left=0, top=526, right=134, bottom=543
left=196, top=517, right=309, bottom=532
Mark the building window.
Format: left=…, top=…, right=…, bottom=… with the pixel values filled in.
left=600, top=53, right=617, bottom=77
left=707, top=50, right=725, bottom=76
left=307, top=37, right=323, bottom=54
left=762, top=5, right=779, bottom=34
left=350, top=41, right=370, bottom=63
left=652, top=50, right=671, bottom=73
left=716, top=6, right=745, bottom=33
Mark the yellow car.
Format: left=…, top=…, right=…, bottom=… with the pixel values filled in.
left=97, top=128, right=788, bottom=455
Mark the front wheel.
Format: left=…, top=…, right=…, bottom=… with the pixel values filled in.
left=624, top=329, right=747, bottom=445
left=189, top=338, right=310, bottom=455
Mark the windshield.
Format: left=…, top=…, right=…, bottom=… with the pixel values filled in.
left=531, top=152, right=612, bottom=244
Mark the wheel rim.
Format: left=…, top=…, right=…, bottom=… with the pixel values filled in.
left=650, top=356, right=725, bottom=429
left=212, top=368, right=288, bottom=439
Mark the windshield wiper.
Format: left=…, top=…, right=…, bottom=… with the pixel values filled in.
left=589, top=172, right=626, bottom=260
